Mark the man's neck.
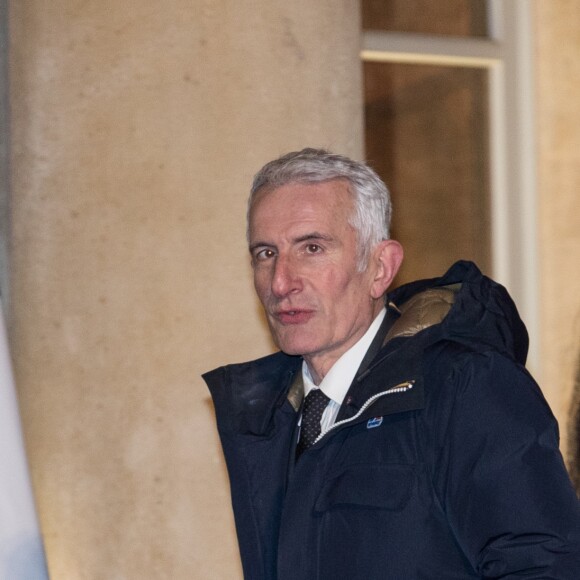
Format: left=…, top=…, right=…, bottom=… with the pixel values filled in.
left=303, top=308, right=387, bottom=386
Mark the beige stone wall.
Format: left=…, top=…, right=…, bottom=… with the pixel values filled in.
left=8, top=1, right=580, bottom=577
left=8, top=1, right=362, bottom=578
left=535, top=0, right=580, bottom=459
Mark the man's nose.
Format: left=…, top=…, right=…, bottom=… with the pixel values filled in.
left=271, top=255, right=301, bottom=298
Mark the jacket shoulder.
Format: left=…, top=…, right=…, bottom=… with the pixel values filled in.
left=203, top=351, right=301, bottom=436
left=203, top=351, right=300, bottom=392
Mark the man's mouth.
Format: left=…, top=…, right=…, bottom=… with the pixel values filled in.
left=274, top=309, right=314, bottom=325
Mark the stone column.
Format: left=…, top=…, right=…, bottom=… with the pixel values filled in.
left=8, top=1, right=363, bottom=577
left=535, top=0, right=580, bottom=461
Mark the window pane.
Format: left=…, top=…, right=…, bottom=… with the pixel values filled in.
left=364, top=62, right=491, bottom=286
left=362, top=0, right=489, bottom=37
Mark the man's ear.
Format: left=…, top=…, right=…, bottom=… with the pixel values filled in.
left=370, top=240, right=404, bottom=299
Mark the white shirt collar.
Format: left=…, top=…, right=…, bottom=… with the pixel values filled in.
left=302, top=308, right=386, bottom=405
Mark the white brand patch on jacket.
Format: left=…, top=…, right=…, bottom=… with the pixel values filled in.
left=367, top=416, right=383, bottom=429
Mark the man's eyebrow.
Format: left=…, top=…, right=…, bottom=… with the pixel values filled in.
left=249, top=232, right=333, bottom=253
left=293, top=232, right=334, bottom=243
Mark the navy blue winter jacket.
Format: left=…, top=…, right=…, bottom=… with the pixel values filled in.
left=204, top=261, right=580, bottom=579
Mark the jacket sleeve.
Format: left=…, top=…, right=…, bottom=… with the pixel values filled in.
left=202, top=366, right=266, bottom=580
left=432, top=351, right=580, bottom=579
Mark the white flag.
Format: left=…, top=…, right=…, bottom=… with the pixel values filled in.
left=0, top=302, right=49, bottom=579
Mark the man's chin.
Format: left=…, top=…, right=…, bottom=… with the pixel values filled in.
left=268, top=317, right=324, bottom=355
left=279, top=346, right=304, bottom=357
left=273, top=336, right=316, bottom=358
left=275, top=340, right=303, bottom=356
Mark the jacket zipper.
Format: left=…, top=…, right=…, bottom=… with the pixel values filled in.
left=313, top=380, right=415, bottom=445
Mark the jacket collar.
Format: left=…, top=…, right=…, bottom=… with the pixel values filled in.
left=335, top=285, right=459, bottom=423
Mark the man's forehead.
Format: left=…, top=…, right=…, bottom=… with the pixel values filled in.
left=248, top=180, right=355, bottom=245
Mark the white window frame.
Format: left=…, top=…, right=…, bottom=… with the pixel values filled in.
left=361, top=0, right=539, bottom=375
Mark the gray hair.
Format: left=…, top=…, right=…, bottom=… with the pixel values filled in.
left=247, top=148, right=392, bottom=270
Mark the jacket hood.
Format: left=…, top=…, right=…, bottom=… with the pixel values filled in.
left=387, top=260, right=529, bottom=365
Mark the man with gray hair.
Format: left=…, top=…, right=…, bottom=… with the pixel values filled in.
left=204, top=148, right=580, bottom=579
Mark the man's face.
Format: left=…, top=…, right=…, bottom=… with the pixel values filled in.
left=249, top=179, right=384, bottom=380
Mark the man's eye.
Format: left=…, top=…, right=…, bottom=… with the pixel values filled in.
left=255, top=249, right=275, bottom=261
left=306, top=244, right=321, bottom=254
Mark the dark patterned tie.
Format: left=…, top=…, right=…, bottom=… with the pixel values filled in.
left=296, top=388, right=331, bottom=459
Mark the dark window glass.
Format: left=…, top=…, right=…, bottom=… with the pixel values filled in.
left=364, top=62, right=491, bottom=286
